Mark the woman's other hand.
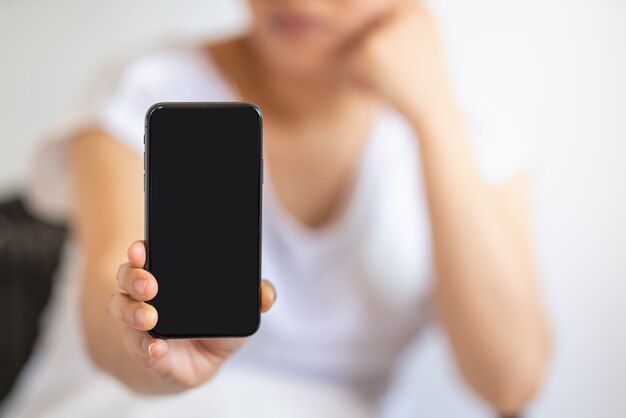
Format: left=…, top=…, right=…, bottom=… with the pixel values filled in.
left=344, top=2, right=449, bottom=117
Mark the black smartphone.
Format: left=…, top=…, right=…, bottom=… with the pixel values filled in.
left=144, top=102, right=263, bottom=339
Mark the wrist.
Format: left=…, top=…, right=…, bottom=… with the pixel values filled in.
left=400, top=87, right=462, bottom=136
left=116, top=365, right=188, bottom=395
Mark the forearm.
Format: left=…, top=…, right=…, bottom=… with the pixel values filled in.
left=408, top=93, right=548, bottom=410
left=68, top=131, right=182, bottom=394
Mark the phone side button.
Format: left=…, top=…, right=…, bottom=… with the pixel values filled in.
left=261, top=157, right=264, bottom=184
left=143, top=173, right=145, bottom=191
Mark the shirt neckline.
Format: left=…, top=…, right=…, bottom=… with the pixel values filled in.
left=194, top=46, right=381, bottom=248
left=262, top=113, right=381, bottom=248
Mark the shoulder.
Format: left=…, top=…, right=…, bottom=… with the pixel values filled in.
left=106, top=45, right=231, bottom=100
left=89, top=44, right=235, bottom=154
left=23, top=45, right=233, bottom=223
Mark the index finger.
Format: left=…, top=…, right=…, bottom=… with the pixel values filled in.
left=128, top=240, right=146, bottom=268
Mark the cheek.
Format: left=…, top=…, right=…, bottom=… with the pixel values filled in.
left=247, top=0, right=269, bottom=26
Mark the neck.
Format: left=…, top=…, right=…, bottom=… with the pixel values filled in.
left=215, top=37, right=372, bottom=123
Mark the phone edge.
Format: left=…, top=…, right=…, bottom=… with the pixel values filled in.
left=144, top=102, right=263, bottom=339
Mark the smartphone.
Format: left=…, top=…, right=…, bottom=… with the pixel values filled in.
left=144, top=102, right=263, bottom=339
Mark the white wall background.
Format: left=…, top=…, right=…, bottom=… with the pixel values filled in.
left=1, top=0, right=624, bottom=417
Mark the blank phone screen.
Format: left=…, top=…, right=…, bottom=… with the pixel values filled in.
left=145, top=103, right=262, bottom=338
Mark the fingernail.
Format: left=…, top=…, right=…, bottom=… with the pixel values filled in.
left=148, top=342, right=155, bottom=357
left=266, top=282, right=277, bottom=302
left=134, top=279, right=148, bottom=295
left=135, top=307, right=156, bottom=325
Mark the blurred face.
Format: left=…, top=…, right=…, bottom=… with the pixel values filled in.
left=247, top=0, right=396, bottom=79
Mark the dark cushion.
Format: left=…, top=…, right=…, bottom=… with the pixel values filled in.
left=0, top=195, right=67, bottom=401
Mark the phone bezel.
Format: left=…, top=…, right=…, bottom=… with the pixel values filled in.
left=144, top=102, right=263, bottom=339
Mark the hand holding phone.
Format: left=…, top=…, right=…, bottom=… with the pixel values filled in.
left=107, top=240, right=276, bottom=390
left=106, top=102, right=275, bottom=391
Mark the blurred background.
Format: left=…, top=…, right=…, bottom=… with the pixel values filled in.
left=1, top=0, right=624, bottom=416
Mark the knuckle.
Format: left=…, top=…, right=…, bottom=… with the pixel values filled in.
left=111, top=293, right=135, bottom=325
left=109, top=292, right=120, bottom=306
left=137, top=335, right=150, bottom=359
left=122, top=327, right=134, bottom=346
left=107, top=293, right=126, bottom=320
left=124, top=329, right=146, bottom=360
left=116, top=264, right=125, bottom=286
left=125, top=304, right=138, bottom=325
left=126, top=270, right=140, bottom=290
left=106, top=294, right=116, bottom=316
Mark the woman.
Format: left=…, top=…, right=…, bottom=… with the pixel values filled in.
left=3, top=0, right=549, bottom=416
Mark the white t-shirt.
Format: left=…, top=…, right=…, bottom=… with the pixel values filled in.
left=1, top=46, right=531, bottom=418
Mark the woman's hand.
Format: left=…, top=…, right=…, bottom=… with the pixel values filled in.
left=344, top=2, right=450, bottom=117
left=108, top=240, right=276, bottom=391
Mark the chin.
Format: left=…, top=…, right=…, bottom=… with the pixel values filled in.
left=256, top=41, right=340, bottom=81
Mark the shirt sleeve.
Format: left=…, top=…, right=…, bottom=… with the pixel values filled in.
left=90, top=55, right=166, bottom=156
left=24, top=48, right=236, bottom=223
left=22, top=53, right=167, bottom=223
